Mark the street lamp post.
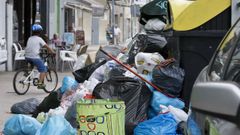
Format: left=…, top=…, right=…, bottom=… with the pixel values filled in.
left=111, top=0, right=115, bottom=45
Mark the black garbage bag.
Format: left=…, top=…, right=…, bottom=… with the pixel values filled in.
left=32, top=88, right=62, bottom=118
left=11, top=98, right=40, bottom=114
left=95, top=45, right=121, bottom=63
left=126, top=34, right=148, bottom=64
left=139, top=0, right=170, bottom=25
left=126, top=33, right=170, bottom=64
left=72, top=60, right=106, bottom=83
left=93, top=76, right=152, bottom=135
left=65, top=101, right=78, bottom=128
left=143, top=33, right=169, bottom=59
left=108, top=66, right=125, bottom=78
left=152, top=63, right=185, bottom=97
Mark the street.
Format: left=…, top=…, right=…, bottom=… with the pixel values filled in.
left=0, top=71, right=73, bottom=130
left=0, top=44, right=99, bottom=131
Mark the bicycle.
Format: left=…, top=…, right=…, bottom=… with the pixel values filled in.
left=13, top=51, right=58, bottom=95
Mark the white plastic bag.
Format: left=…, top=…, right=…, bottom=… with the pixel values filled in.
left=103, top=60, right=117, bottom=81
left=144, top=19, right=166, bottom=31
left=123, top=67, right=137, bottom=78
left=88, top=60, right=117, bottom=82
left=72, top=88, right=90, bottom=101
left=159, top=105, right=188, bottom=123
left=168, top=105, right=188, bottom=123
left=60, top=90, right=76, bottom=108
left=48, top=106, right=67, bottom=116
left=73, top=54, right=89, bottom=71
left=88, top=64, right=106, bottom=82
left=135, top=52, right=165, bottom=74
left=83, top=78, right=100, bottom=92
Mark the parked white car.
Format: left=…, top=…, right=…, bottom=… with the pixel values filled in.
left=187, top=18, right=240, bottom=134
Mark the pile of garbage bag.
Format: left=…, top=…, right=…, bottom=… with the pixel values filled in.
left=2, top=1, right=193, bottom=135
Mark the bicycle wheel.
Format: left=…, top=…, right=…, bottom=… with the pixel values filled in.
left=13, top=69, right=31, bottom=95
left=47, top=55, right=56, bottom=70
left=43, top=69, right=58, bottom=93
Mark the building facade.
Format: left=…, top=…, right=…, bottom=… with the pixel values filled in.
left=0, top=0, right=149, bottom=71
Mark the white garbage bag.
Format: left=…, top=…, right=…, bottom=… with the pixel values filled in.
left=159, top=105, right=188, bottom=123
left=123, top=67, right=137, bottom=78
left=73, top=54, right=89, bottom=71
left=82, top=78, right=100, bottom=93
left=135, top=52, right=165, bottom=74
left=168, top=105, right=188, bottom=123
left=144, top=19, right=166, bottom=31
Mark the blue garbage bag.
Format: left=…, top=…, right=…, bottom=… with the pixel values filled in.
left=187, top=113, right=201, bottom=135
left=3, top=114, right=42, bottom=135
left=61, top=76, right=79, bottom=94
left=134, top=113, right=178, bottom=135
left=35, top=115, right=77, bottom=135
left=149, top=91, right=185, bottom=118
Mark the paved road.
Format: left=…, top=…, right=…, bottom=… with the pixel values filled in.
left=0, top=71, right=73, bottom=131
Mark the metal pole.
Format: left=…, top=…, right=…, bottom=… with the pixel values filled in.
left=133, top=4, right=135, bottom=36
left=130, top=0, right=133, bottom=37
left=57, top=0, right=60, bottom=34
left=6, top=0, right=13, bottom=71
left=112, top=0, right=115, bottom=44
left=134, top=4, right=136, bottom=35
left=122, top=0, right=125, bottom=42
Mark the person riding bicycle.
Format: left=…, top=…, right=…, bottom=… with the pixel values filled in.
left=25, top=24, right=55, bottom=89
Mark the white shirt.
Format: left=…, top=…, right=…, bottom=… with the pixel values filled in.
left=25, top=36, right=46, bottom=59
left=114, top=27, right=121, bottom=36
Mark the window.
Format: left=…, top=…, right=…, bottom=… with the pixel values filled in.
left=225, top=25, right=240, bottom=81
left=209, top=20, right=240, bottom=81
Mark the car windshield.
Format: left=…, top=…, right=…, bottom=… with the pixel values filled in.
left=210, top=19, right=240, bottom=81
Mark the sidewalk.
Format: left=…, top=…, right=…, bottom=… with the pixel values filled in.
left=0, top=71, right=73, bottom=130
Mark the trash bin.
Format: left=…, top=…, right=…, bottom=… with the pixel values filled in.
left=170, top=8, right=231, bottom=107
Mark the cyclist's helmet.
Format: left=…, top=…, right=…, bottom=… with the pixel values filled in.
left=32, top=24, right=43, bottom=32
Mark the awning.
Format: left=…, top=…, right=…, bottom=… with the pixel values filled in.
left=65, top=2, right=92, bottom=12
left=86, top=0, right=105, bottom=8
left=169, top=0, right=231, bottom=31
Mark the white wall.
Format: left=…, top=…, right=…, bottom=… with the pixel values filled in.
left=0, top=0, right=6, bottom=38
left=48, top=0, right=57, bottom=39
left=0, top=0, right=6, bottom=71
left=83, top=11, right=92, bottom=45
left=99, top=18, right=108, bottom=45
